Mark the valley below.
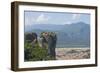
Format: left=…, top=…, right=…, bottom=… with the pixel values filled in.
left=56, top=48, right=90, bottom=60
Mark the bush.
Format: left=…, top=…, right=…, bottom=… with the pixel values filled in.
left=24, top=41, right=53, bottom=61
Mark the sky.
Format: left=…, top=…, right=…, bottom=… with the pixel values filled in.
left=24, top=11, right=90, bottom=26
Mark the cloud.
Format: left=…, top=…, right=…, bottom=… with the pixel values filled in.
left=36, top=14, right=50, bottom=24
left=25, top=17, right=35, bottom=25
left=72, top=14, right=80, bottom=20
left=25, top=13, right=50, bottom=25
left=66, top=21, right=72, bottom=24
left=63, top=14, right=81, bottom=25
left=63, top=21, right=72, bottom=25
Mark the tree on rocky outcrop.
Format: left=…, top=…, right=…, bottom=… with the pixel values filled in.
left=24, top=32, right=57, bottom=61
left=39, top=32, right=57, bottom=59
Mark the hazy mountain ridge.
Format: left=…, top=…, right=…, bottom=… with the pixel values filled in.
left=25, top=22, right=90, bottom=48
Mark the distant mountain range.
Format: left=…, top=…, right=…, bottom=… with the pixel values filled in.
left=25, top=22, right=90, bottom=48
